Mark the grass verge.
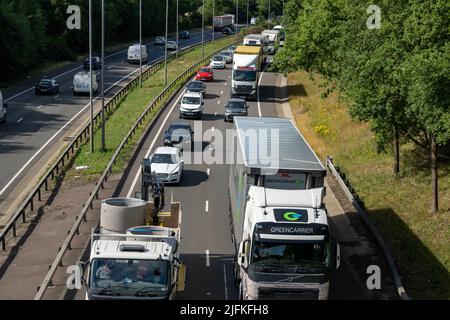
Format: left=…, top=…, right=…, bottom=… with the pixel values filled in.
left=288, top=70, right=450, bottom=299
left=66, top=36, right=236, bottom=182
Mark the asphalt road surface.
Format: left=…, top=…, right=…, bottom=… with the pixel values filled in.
left=68, top=58, right=368, bottom=300
left=0, top=29, right=221, bottom=203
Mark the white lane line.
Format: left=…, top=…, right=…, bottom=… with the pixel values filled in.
left=220, top=90, right=224, bottom=95
left=214, top=112, right=217, bottom=116
left=0, top=56, right=160, bottom=198
left=4, top=30, right=206, bottom=103
left=217, top=100, right=220, bottom=105
left=224, top=82, right=227, bottom=86
left=16, top=118, right=23, bottom=123
left=207, top=168, right=210, bottom=176
left=37, top=105, right=43, bottom=109
left=223, top=264, right=228, bottom=300
left=126, top=91, right=184, bottom=197
left=205, top=250, right=210, bottom=267
left=205, top=200, right=209, bottom=212
left=257, top=60, right=272, bottom=118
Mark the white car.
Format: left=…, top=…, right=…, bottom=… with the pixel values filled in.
left=210, top=55, right=226, bottom=69
left=179, top=91, right=204, bottom=119
left=73, top=72, right=99, bottom=96
left=147, top=147, right=184, bottom=184
left=154, top=36, right=166, bottom=45
left=166, top=41, right=178, bottom=51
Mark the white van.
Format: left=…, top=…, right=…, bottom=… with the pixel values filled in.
left=0, top=90, right=7, bottom=123
left=127, top=44, right=148, bottom=64
left=179, top=91, right=204, bottom=119
left=73, top=72, right=99, bottom=96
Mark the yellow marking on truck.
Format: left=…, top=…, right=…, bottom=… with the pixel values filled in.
left=235, top=45, right=262, bottom=55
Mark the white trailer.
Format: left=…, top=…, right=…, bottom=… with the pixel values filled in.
left=261, top=30, right=280, bottom=54
left=228, top=117, right=340, bottom=300
left=243, top=34, right=269, bottom=65
left=0, top=90, right=7, bottom=123
left=85, top=198, right=185, bottom=300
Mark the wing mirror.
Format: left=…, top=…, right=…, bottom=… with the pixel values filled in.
left=237, top=239, right=250, bottom=269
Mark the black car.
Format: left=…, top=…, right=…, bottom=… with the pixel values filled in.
left=35, top=78, right=59, bottom=95
left=185, top=80, right=206, bottom=95
left=164, top=123, right=194, bottom=149
left=84, top=56, right=102, bottom=70
left=224, top=98, right=248, bottom=122
left=179, top=31, right=191, bottom=39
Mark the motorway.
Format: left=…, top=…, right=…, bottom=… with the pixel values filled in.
left=0, top=29, right=220, bottom=213
left=64, top=58, right=368, bottom=300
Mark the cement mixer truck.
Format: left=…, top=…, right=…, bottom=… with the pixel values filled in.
left=84, top=197, right=185, bottom=300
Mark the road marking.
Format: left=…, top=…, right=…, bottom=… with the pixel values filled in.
left=214, top=112, right=217, bottom=116
left=217, top=100, right=220, bottom=105
left=16, top=118, right=23, bottom=123
left=3, top=30, right=209, bottom=103
left=205, top=200, right=209, bottom=212
left=55, top=95, right=60, bottom=99
left=0, top=56, right=161, bottom=198
left=37, top=105, right=43, bottom=109
left=223, top=264, right=228, bottom=300
left=205, top=250, right=210, bottom=267
left=126, top=90, right=184, bottom=197
left=211, top=126, right=215, bottom=131
left=207, top=168, right=210, bottom=176
left=224, top=82, right=227, bottom=86
left=257, top=60, right=272, bottom=117
left=0, top=33, right=214, bottom=197
left=220, top=90, right=224, bottom=95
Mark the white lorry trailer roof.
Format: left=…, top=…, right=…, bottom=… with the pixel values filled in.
left=234, top=117, right=325, bottom=173
left=251, top=186, right=325, bottom=209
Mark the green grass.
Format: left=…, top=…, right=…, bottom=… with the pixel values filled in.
left=67, top=37, right=236, bottom=181
left=288, top=70, right=450, bottom=300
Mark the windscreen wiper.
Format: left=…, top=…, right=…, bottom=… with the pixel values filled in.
left=97, top=285, right=123, bottom=296
left=134, top=287, right=161, bottom=297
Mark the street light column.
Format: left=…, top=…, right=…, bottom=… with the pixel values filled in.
left=176, top=0, right=179, bottom=59
left=202, top=0, right=205, bottom=58
left=89, top=0, right=94, bottom=153
left=101, top=0, right=105, bottom=151
left=139, top=0, right=143, bottom=87
left=164, top=0, right=168, bottom=85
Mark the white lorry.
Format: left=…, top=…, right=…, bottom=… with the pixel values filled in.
left=85, top=197, right=185, bottom=300
left=214, top=15, right=234, bottom=32
left=0, top=90, right=7, bottom=123
left=73, top=71, right=99, bottom=96
left=229, top=117, right=341, bottom=300
left=261, top=30, right=280, bottom=55
left=243, top=34, right=269, bottom=66
left=127, top=44, right=148, bottom=64
left=231, top=46, right=262, bottom=100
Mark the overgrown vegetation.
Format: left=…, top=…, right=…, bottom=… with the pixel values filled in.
left=274, top=0, right=449, bottom=214
left=288, top=70, right=450, bottom=299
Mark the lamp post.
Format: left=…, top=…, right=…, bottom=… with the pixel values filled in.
left=139, top=0, right=143, bottom=87
left=164, top=0, right=168, bottom=85
left=101, top=0, right=105, bottom=151
left=176, top=0, right=179, bottom=58
left=236, top=0, right=238, bottom=38
left=202, top=0, right=205, bottom=57
left=212, top=0, right=215, bottom=44
left=268, top=0, right=271, bottom=29
left=246, top=0, right=249, bottom=27
left=89, top=0, right=94, bottom=153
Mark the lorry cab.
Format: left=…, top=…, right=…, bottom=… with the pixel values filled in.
left=85, top=198, right=185, bottom=300
left=128, top=44, right=148, bottom=64
left=261, top=30, right=280, bottom=55
left=236, top=186, right=339, bottom=300
left=243, top=34, right=269, bottom=65
left=231, top=46, right=262, bottom=100
left=0, top=90, right=7, bottom=123
left=73, top=72, right=99, bottom=96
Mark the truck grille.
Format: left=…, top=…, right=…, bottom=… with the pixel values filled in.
left=258, top=288, right=320, bottom=300
left=236, top=85, right=253, bottom=94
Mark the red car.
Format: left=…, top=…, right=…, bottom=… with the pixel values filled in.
left=195, top=66, right=214, bottom=82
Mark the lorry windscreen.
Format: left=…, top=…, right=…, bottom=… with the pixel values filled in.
left=89, top=258, right=169, bottom=296
left=233, top=70, right=257, bottom=82
left=250, top=240, right=330, bottom=272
